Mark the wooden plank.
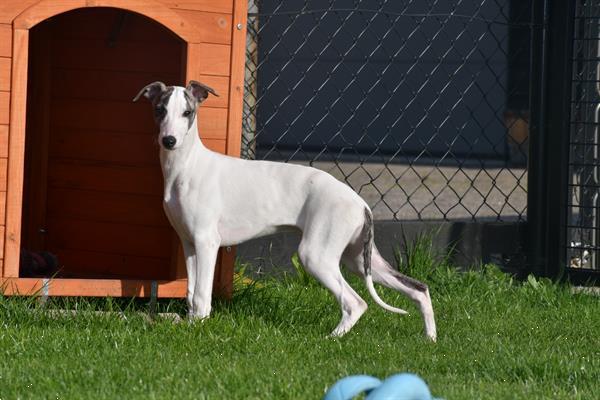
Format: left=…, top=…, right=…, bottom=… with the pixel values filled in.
left=174, top=10, right=232, bottom=45
left=226, top=0, right=248, bottom=157
left=0, top=158, right=7, bottom=191
left=197, top=107, right=228, bottom=140
left=0, top=125, right=7, bottom=157
left=52, top=249, right=171, bottom=280
left=0, top=92, right=9, bottom=124
left=0, top=226, right=4, bottom=259
left=13, top=0, right=204, bottom=44
left=0, top=191, right=6, bottom=224
left=0, top=57, right=10, bottom=91
left=47, top=160, right=163, bottom=196
left=49, top=129, right=159, bottom=166
left=0, top=1, right=41, bottom=24
left=51, top=39, right=183, bottom=74
left=202, top=138, right=226, bottom=154
left=186, top=43, right=231, bottom=77
left=48, top=8, right=186, bottom=44
left=0, top=25, right=10, bottom=57
left=46, top=217, right=173, bottom=259
left=51, top=69, right=182, bottom=103
left=4, top=29, right=28, bottom=278
left=214, top=247, right=234, bottom=299
left=46, top=188, right=170, bottom=227
left=1, top=277, right=188, bottom=298
left=164, top=0, right=233, bottom=14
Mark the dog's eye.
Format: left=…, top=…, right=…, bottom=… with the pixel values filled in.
left=183, top=110, right=192, bottom=117
left=154, top=106, right=166, bottom=115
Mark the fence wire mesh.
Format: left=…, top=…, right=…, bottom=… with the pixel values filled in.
left=242, top=0, right=533, bottom=221
left=567, top=0, right=600, bottom=271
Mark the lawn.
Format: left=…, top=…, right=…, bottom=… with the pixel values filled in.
left=0, top=244, right=598, bottom=399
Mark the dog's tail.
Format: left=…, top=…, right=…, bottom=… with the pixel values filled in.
left=362, top=208, right=409, bottom=315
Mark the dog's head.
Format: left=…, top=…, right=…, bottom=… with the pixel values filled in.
left=133, top=81, right=218, bottom=151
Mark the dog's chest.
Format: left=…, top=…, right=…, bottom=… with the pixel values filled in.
left=163, top=179, right=197, bottom=236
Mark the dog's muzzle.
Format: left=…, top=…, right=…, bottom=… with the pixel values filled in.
left=162, top=136, right=177, bottom=150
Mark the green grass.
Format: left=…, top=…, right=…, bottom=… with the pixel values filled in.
left=1, top=243, right=599, bottom=399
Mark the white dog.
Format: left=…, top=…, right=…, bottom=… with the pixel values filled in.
left=134, top=81, right=437, bottom=340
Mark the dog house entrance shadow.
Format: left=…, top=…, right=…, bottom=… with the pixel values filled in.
left=0, top=1, right=247, bottom=298
left=21, top=9, right=184, bottom=283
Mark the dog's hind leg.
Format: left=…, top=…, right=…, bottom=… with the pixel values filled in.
left=297, top=240, right=368, bottom=337
left=371, top=247, right=436, bottom=341
left=343, top=245, right=437, bottom=341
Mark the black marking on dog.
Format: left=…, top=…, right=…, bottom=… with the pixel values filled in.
left=363, top=208, right=374, bottom=276
left=183, top=90, right=197, bottom=129
left=390, top=269, right=429, bottom=292
left=153, top=87, right=174, bottom=124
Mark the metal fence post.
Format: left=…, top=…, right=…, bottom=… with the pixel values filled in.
left=528, top=0, right=576, bottom=279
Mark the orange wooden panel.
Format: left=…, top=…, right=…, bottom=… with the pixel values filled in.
left=1, top=277, right=188, bottom=297
left=51, top=39, right=183, bottom=74
left=14, top=0, right=204, bottom=44
left=174, top=10, right=232, bottom=44
left=0, top=191, right=6, bottom=224
left=202, top=138, right=226, bottom=153
left=48, top=160, right=163, bottom=196
left=0, top=225, right=4, bottom=259
left=163, top=0, right=233, bottom=14
left=46, top=217, right=173, bottom=259
left=0, top=25, right=10, bottom=57
left=4, top=28, right=28, bottom=278
left=0, top=1, right=37, bottom=23
left=54, top=249, right=171, bottom=280
left=198, top=107, right=228, bottom=139
left=52, top=69, right=182, bottom=102
left=0, top=125, right=7, bottom=157
left=186, top=43, right=231, bottom=77
left=0, top=92, right=9, bottom=124
left=49, top=129, right=159, bottom=166
left=0, top=158, right=6, bottom=191
left=46, top=188, right=170, bottom=227
left=0, top=57, right=10, bottom=91
left=226, top=0, right=248, bottom=157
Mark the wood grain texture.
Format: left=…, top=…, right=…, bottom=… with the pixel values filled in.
left=174, top=10, right=231, bottom=44
left=0, top=191, right=6, bottom=225
left=186, top=43, right=231, bottom=77
left=0, top=125, right=7, bottom=157
left=53, top=249, right=171, bottom=280
left=225, top=0, right=247, bottom=157
left=198, top=107, right=228, bottom=140
left=13, top=0, right=204, bottom=44
left=163, top=0, right=233, bottom=14
left=4, top=28, right=28, bottom=278
left=0, top=92, right=9, bottom=125
left=0, top=25, right=11, bottom=57
left=0, top=1, right=39, bottom=24
left=1, top=277, right=188, bottom=297
left=0, top=57, right=10, bottom=91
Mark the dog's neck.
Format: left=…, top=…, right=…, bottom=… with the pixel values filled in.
left=160, top=118, right=206, bottom=193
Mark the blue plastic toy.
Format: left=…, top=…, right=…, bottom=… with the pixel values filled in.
left=323, top=373, right=442, bottom=400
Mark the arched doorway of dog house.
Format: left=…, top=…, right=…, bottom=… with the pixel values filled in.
left=20, top=8, right=186, bottom=280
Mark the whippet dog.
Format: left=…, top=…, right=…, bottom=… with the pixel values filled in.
left=134, top=81, right=437, bottom=340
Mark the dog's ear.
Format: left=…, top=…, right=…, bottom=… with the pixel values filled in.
left=187, top=80, right=219, bottom=103
left=133, top=81, right=167, bottom=103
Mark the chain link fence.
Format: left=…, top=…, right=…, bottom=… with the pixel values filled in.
left=242, top=0, right=533, bottom=221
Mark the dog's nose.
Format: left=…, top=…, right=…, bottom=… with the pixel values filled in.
left=162, top=136, right=177, bottom=150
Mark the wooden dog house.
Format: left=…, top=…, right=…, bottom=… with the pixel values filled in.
left=0, top=0, right=247, bottom=298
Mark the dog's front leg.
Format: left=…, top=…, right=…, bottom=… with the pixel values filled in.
left=181, top=241, right=197, bottom=317
left=189, top=234, right=221, bottom=320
